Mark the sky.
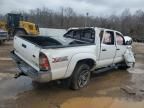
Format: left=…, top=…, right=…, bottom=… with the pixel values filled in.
left=0, top=0, right=144, bottom=16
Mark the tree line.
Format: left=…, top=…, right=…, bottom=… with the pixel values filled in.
left=1, top=7, right=144, bottom=39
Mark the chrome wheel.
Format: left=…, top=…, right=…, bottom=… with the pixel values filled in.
left=78, top=70, right=90, bottom=88
left=70, top=63, right=91, bottom=90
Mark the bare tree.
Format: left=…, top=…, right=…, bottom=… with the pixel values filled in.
left=1, top=7, right=144, bottom=40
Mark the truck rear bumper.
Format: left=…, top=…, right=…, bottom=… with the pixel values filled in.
left=10, top=50, right=52, bottom=82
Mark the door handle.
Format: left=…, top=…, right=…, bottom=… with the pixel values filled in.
left=22, top=44, right=27, bottom=48
left=102, top=49, right=107, bottom=51
left=116, top=48, right=120, bottom=50
left=32, top=55, right=36, bottom=58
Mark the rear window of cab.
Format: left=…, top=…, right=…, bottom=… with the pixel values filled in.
left=64, top=28, right=95, bottom=43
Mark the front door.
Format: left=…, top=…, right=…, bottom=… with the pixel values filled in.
left=114, top=32, right=127, bottom=63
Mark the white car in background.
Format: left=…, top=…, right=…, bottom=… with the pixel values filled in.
left=0, top=29, right=7, bottom=45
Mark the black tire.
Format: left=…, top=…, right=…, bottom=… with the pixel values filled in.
left=70, top=63, right=91, bottom=90
left=117, top=61, right=130, bottom=70
left=14, top=30, right=26, bottom=36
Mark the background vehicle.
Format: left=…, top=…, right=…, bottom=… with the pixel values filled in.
left=0, top=13, right=39, bottom=38
left=0, top=29, right=8, bottom=45
left=11, top=27, right=135, bottom=90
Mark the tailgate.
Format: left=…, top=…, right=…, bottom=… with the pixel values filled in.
left=14, top=36, right=40, bottom=71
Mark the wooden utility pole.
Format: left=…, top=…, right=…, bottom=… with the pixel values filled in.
left=85, top=12, right=89, bottom=27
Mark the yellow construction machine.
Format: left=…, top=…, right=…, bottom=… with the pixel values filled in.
left=0, top=13, right=39, bottom=37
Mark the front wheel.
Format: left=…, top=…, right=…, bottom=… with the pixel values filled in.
left=70, top=63, right=91, bottom=90
left=117, top=61, right=130, bottom=70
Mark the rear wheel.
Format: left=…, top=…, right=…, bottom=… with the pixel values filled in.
left=70, top=63, right=91, bottom=90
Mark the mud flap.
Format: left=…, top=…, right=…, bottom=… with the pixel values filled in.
left=124, top=46, right=135, bottom=68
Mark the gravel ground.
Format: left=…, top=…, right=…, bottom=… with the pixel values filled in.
left=0, top=41, right=144, bottom=108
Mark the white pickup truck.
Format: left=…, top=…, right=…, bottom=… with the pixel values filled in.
left=11, top=27, right=135, bottom=90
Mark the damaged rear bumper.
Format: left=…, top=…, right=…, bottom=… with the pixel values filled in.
left=10, top=50, right=52, bottom=82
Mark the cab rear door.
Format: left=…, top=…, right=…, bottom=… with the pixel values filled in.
left=97, top=30, right=117, bottom=67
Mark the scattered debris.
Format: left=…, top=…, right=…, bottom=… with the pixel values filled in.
left=140, top=89, right=144, bottom=92
left=121, top=86, right=136, bottom=95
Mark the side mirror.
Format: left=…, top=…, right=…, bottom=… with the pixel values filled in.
left=125, top=40, right=133, bottom=45
left=124, top=36, right=133, bottom=45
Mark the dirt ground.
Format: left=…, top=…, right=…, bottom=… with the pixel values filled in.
left=0, top=41, right=144, bottom=108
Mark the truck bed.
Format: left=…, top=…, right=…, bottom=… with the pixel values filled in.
left=20, top=36, right=62, bottom=46
left=19, top=35, right=94, bottom=49
left=13, top=35, right=94, bottom=71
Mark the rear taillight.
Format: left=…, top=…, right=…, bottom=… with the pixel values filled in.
left=39, top=52, right=50, bottom=71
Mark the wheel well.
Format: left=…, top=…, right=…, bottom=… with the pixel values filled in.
left=77, top=59, right=95, bottom=69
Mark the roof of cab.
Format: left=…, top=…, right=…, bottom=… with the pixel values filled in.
left=67, top=27, right=121, bottom=33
